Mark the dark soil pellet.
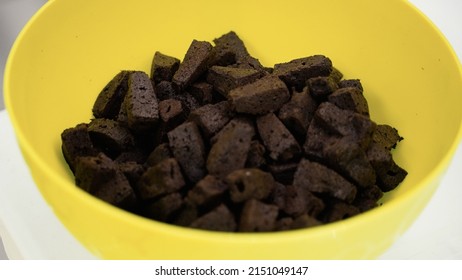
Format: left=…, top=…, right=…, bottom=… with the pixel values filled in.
left=150, top=51, right=180, bottom=85
left=190, top=204, right=237, bottom=232
left=278, top=86, right=318, bottom=140
left=144, top=192, right=183, bottom=222
left=293, top=159, right=357, bottom=203
left=206, top=118, right=254, bottom=178
left=187, top=175, right=228, bottom=209
left=167, top=122, right=206, bottom=183
left=338, top=79, right=364, bottom=92
left=239, top=199, right=279, bottom=232
left=328, top=87, right=369, bottom=116
left=188, top=81, right=214, bottom=105
left=307, top=75, right=339, bottom=100
left=226, top=168, right=275, bottom=203
left=62, top=31, right=407, bottom=233
left=273, top=55, right=332, bottom=90
left=207, top=65, right=263, bottom=97
left=158, top=99, right=185, bottom=130
left=211, top=31, right=266, bottom=72
left=92, top=70, right=132, bottom=119
left=123, top=71, right=159, bottom=132
left=136, top=158, right=185, bottom=200
left=291, top=214, right=322, bottom=229
left=87, top=118, right=135, bottom=158
left=188, top=101, right=233, bottom=137
left=267, top=162, right=298, bottom=185
left=256, top=112, right=301, bottom=162
left=172, top=40, right=213, bottom=91
left=74, top=153, right=136, bottom=208
left=245, top=140, right=266, bottom=168
left=372, top=124, right=404, bottom=150
left=228, top=75, right=290, bottom=115
left=145, top=143, right=172, bottom=167
left=61, top=123, right=98, bottom=172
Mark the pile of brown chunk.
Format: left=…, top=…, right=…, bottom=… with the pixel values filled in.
left=61, top=31, right=407, bottom=232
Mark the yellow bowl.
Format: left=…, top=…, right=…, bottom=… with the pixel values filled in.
left=4, top=0, right=462, bottom=259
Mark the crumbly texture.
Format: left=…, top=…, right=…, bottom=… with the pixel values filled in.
left=61, top=31, right=407, bottom=232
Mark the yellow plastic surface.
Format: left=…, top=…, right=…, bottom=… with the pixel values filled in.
left=4, top=0, right=462, bottom=259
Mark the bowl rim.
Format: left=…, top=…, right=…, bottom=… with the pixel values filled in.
left=4, top=0, right=462, bottom=244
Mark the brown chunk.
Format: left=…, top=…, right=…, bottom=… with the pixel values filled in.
left=272, top=184, right=325, bottom=218
left=291, top=214, right=322, bottom=229
left=330, top=67, right=344, bottom=84
left=87, top=118, right=135, bottom=158
left=207, top=118, right=254, bottom=177
left=278, top=86, right=318, bottom=139
left=293, top=159, right=357, bottom=203
left=177, top=92, right=201, bottom=116
left=228, top=75, right=290, bottom=115
left=144, top=192, right=183, bottom=222
left=167, top=122, right=206, bottom=183
left=338, top=79, right=364, bottom=92
left=187, top=175, right=229, bottom=208
left=211, top=31, right=266, bottom=72
left=270, top=182, right=287, bottom=211
left=114, top=149, right=147, bottom=164
left=353, top=184, right=383, bottom=212
left=92, top=171, right=137, bottom=210
left=154, top=81, right=200, bottom=115
left=302, top=111, right=334, bottom=160
left=275, top=217, right=294, bottom=231
left=61, top=123, right=98, bottom=172
left=245, top=140, right=267, bottom=168
left=123, top=71, right=159, bottom=131
left=323, top=201, right=360, bottom=223
left=116, top=98, right=128, bottom=124
left=145, top=143, right=172, bottom=167
left=74, top=153, right=117, bottom=193
left=190, top=204, right=237, bottom=232
left=306, top=76, right=339, bottom=100
left=173, top=200, right=199, bottom=227
left=312, top=102, right=376, bottom=149
left=367, top=142, right=407, bottom=192
left=117, top=161, right=145, bottom=186
left=376, top=162, right=407, bottom=192
left=172, top=40, right=213, bottom=90
left=206, top=65, right=263, bottom=97
left=304, top=113, right=377, bottom=188
left=328, top=87, right=369, bottom=116
left=322, top=138, right=377, bottom=188
left=226, top=168, right=275, bottom=203
left=304, top=191, right=326, bottom=218
left=155, top=81, right=178, bottom=101
left=367, top=142, right=393, bottom=175
left=74, top=153, right=135, bottom=209
left=256, top=113, right=301, bottom=162
left=239, top=199, right=279, bottom=232
left=267, top=162, right=298, bottom=185
left=158, top=99, right=185, bottom=129
left=188, top=101, right=233, bottom=137
left=372, top=124, right=403, bottom=150
left=150, top=51, right=180, bottom=85
left=273, top=55, right=332, bottom=90
left=188, top=81, right=214, bottom=104
left=137, top=158, right=185, bottom=200
left=92, top=70, right=132, bottom=119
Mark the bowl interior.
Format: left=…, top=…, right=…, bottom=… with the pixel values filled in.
left=5, top=0, right=462, bottom=259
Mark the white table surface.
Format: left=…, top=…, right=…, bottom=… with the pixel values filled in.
left=1, top=0, right=462, bottom=259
